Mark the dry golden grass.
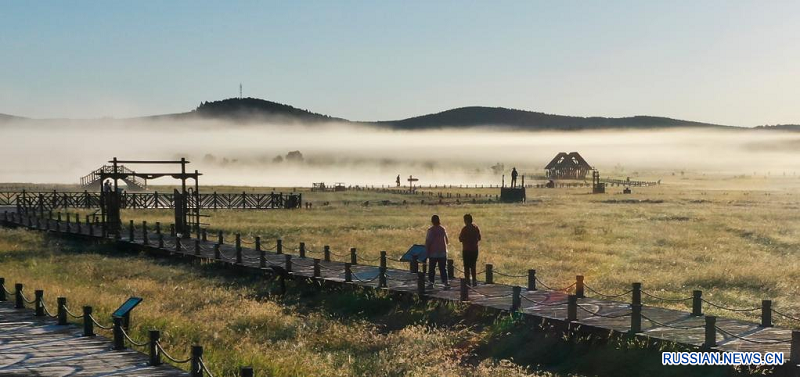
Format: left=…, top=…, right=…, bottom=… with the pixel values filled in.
left=101, top=174, right=800, bottom=327
left=0, top=228, right=563, bottom=377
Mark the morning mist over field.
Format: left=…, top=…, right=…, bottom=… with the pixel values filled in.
left=3, top=118, right=800, bottom=186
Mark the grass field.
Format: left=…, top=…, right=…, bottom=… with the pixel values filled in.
left=95, top=173, right=800, bottom=327
left=3, top=173, right=800, bottom=376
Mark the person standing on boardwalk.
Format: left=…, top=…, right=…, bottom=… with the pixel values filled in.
left=511, top=167, right=518, bottom=188
left=425, top=215, right=450, bottom=289
left=458, top=214, right=481, bottom=287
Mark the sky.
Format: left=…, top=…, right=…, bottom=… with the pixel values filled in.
left=1, top=1, right=799, bottom=126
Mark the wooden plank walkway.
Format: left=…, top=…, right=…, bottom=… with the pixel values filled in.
left=3, top=211, right=799, bottom=365
left=0, top=301, right=187, bottom=376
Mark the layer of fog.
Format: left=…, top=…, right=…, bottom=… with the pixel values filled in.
left=2, top=118, right=800, bottom=187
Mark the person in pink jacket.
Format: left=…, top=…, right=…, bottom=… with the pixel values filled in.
left=425, top=215, right=450, bottom=289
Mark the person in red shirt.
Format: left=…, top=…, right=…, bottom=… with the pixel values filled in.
left=458, top=214, right=482, bottom=286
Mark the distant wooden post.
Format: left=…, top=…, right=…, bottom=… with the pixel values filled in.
left=0, top=278, right=5, bottom=301
left=324, top=245, right=331, bottom=262
left=155, top=222, right=161, bottom=236
left=692, top=290, right=702, bottom=316
left=299, top=242, right=306, bottom=258
left=175, top=237, right=182, bottom=252
left=142, top=221, right=149, bottom=245
left=284, top=254, right=292, bottom=272
left=129, top=220, right=135, bottom=241
left=417, top=272, right=426, bottom=295
left=158, top=233, right=164, bottom=249
left=380, top=251, right=387, bottom=269
left=344, top=263, right=352, bottom=282
left=350, top=248, right=357, bottom=265
left=704, top=316, right=717, bottom=348
left=235, top=234, right=242, bottom=264
left=527, top=269, right=536, bottom=291
left=214, top=244, right=221, bottom=259
left=217, top=231, right=223, bottom=245
left=277, top=239, right=282, bottom=254
left=411, top=255, right=419, bottom=273
left=761, top=300, right=772, bottom=327
left=149, top=330, right=161, bottom=366
left=194, top=240, right=201, bottom=255
left=567, top=295, right=578, bottom=321
left=314, top=259, right=321, bottom=278
left=575, top=275, right=584, bottom=298
left=485, top=264, right=493, bottom=284
left=83, top=306, right=95, bottom=337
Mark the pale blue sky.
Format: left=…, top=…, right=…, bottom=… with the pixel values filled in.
left=1, top=1, right=798, bottom=126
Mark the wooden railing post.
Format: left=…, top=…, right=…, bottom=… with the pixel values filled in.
left=324, top=245, right=330, bottom=262
left=485, top=264, right=493, bottom=284
left=113, top=317, right=125, bottom=350
left=57, top=297, right=67, bottom=325
left=235, top=234, right=242, bottom=264
left=194, top=240, right=201, bottom=256
left=277, top=239, right=282, bottom=254
left=217, top=231, right=223, bottom=245
left=314, top=259, right=321, bottom=278
left=34, top=290, right=44, bottom=316
left=575, top=275, right=584, bottom=298
left=704, top=316, right=717, bottom=348
left=417, top=272, right=426, bottom=295
left=83, top=306, right=95, bottom=337
left=15, top=283, right=23, bottom=309
left=350, top=248, right=357, bottom=265
left=562, top=295, right=576, bottom=323
left=410, top=255, right=419, bottom=273
left=344, top=263, right=352, bottom=282
left=149, top=330, right=161, bottom=366
left=692, top=290, right=702, bottom=316
left=791, top=331, right=800, bottom=365
left=761, top=300, right=772, bottom=327
left=631, top=282, right=642, bottom=333
left=447, top=259, right=455, bottom=280
left=380, top=251, right=387, bottom=269
left=0, top=278, right=5, bottom=301
left=460, top=278, right=468, bottom=302
left=129, top=220, right=135, bottom=241
left=299, top=242, right=306, bottom=258
left=191, top=345, right=203, bottom=377
left=142, top=221, right=149, bottom=245
left=284, top=254, right=292, bottom=272
left=511, top=286, right=521, bottom=311
left=214, top=244, right=221, bottom=259
left=527, top=269, right=536, bottom=291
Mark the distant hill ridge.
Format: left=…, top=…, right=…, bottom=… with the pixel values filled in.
left=3, top=97, right=796, bottom=131
left=375, top=106, right=720, bottom=130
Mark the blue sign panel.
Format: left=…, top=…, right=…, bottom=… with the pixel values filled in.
left=112, top=297, right=143, bottom=318
left=399, top=244, right=427, bottom=262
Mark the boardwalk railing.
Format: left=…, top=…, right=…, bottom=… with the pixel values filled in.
left=2, top=190, right=302, bottom=210
left=0, top=277, right=254, bottom=377
left=4, top=208, right=800, bottom=372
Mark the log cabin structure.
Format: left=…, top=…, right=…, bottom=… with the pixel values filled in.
left=544, top=152, right=593, bottom=180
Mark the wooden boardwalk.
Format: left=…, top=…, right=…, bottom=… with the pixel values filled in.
left=0, top=301, right=187, bottom=376
left=3, top=210, right=800, bottom=371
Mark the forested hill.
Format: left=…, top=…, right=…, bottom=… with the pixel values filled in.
left=374, top=106, right=723, bottom=130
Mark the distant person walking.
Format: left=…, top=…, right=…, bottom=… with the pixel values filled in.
left=425, top=215, right=450, bottom=289
left=396, top=175, right=401, bottom=187
left=458, top=214, right=481, bottom=286
left=103, top=180, right=112, bottom=193
left=511, top=168, right=518, bottom=188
